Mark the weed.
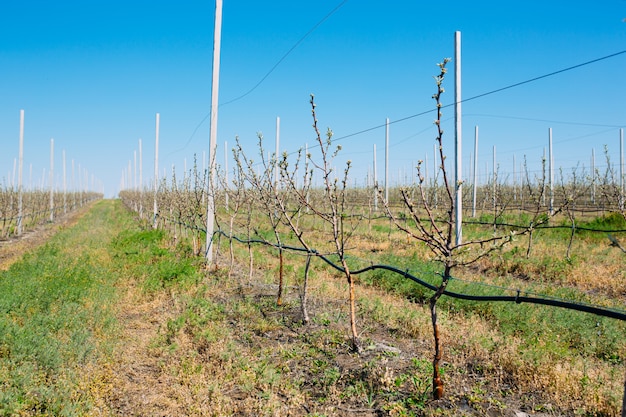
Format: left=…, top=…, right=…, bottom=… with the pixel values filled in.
left=0, top=200, right=128, bottom=415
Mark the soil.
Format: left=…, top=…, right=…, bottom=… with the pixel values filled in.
left=99, top=266, right=557, bottom=417
left=105, top=287, right=184, bottom=416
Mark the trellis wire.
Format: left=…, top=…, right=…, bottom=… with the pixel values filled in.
left=151, top=211, right=626, bottom=322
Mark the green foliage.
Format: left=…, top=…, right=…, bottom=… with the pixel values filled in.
left=573, top=212, right=626, bottom=244
left=496, top=246, right=575, bottom=282
left=112, top=227, right=200, bottom=293
left=360, top=253, right=442, bottom=303
left=371, top=223, right=394, bottom=235
left=581, top=212, right=626, bottom=231
left=357, top=248, right=625, bottom=368
left=0, top=201, right=123, bottom=416
left=448, top=280, right=626, bottom=365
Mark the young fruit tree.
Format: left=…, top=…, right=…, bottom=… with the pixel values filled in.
left=276, top=146, right=315, bottom=324
left=381, top=59, right=569, bottom=400
left=235, top=134, right=287, bottom=306
left=299, top=95, right=361, bottom=351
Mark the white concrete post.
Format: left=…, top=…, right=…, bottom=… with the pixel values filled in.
left=17, top=110, right=24, bottom=235
left=205, top=0, right=223, bottom=263
left=619, top=128, right=624, bottom=210
left=549, top=128, right=554, bottom=215
left=373, top=144, right=378, bottom=211
left=50, top=138, right=54, bottom=222
left=225, top=140, right=229, bottom=209
left=384, top=118, right=389, bottom=202
left=153, top=113, right=160, bottom=228
left=472, top=126, right=478, bottom=218
left=63, top=150, right=67, bottom=214
left=454, top=30, right=463, bottom=245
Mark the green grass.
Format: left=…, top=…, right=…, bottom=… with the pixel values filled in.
left=578, top=212, right=626, bottom=231
left=111, top=227, right=203, bottom=294
left=0, top=200, right=129, bottom=416
left=352, top=248, right=626, bottom=370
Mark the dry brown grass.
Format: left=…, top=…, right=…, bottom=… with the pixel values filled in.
left=92, top=201, right=626, bottom=416
left=101, top=250, right=621, bottom=415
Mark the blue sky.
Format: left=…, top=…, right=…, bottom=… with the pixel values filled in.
left=1, top=1, right=624, bottom=197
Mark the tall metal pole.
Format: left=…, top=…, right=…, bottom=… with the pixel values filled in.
left=549, top=128, right=554, bottom=215
left=275, top=117, right=280, bottom=189
left=454, top=30, right=463, bottom=245
left=542, top=148, right=546, bottom=207
left=472, top=126, right=478, bottom=218
left=591, top=148, right=596, bottom=205
left=78, top=163, right=82, bottom=206
left=49, top=138, right=54, bottom=222
left=225, top=140, right=229, bottom=209
left=139, top=139, right=143, bottom=191
left=205, top=0, right=223, bottom=263
left=17, top=110, right=24, bottom=236
left=513, top=154, right=517, bottom=201
left=71, top=160, right=75, bottom=209
left=373, top=144, right=378, bottom=211
left=139, top=138, right=143, bottom=218
left=433, top=144, right=438, bottom=208
left=153, top=113, right=160, bottom=229
left=63, top=150, right=67, bottom=214
left=385, top=118, right=389, bottom=202
left=492, top=145, right=497, bottom=212
left=619, top=128, right=624, bottom=210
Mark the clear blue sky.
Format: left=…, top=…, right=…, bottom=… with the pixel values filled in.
left=1, top=1, right=625, bottom=197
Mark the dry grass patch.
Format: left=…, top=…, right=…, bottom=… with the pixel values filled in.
left=102, top=203, right=626, bottom=416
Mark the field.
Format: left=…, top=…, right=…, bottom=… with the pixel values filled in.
left=0, top=193, right=624, bottom=416
left=2, top=97, right=625, bottom=416
left=110, top=100, right=625, bottom=415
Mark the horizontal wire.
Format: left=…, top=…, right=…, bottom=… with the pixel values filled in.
left=168, top=0, right=349, bottom=156
left=150, top=211, right=626, bottom=322
left=271, top=49, right=626, bottom=163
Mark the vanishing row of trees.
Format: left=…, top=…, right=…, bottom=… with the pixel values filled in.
left=0, top=187, right=102, bottom=239
left=119, top=60, right=625, bottom=402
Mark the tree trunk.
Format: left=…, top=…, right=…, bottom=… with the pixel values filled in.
left=248, top=242, right=253, bottom=283
left=300, top=253, right=311, bottom=324
left=526, top=228, right=534, bottom=258
left=566, top=217, right=575, bottom=261
left=344, top=261, right=360, bottom=353
left=228, top=217, right=235, bottom=279
left=277, top=247, right=284, bottom=306
left=430, top=268, right=450, bottom=400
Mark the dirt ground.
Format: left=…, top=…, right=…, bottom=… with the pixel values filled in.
left=104, top=285, right=185, bottom=416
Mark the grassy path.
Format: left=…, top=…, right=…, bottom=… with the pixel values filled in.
left=0, top=200, right=134, bottom=415
left=0, top=199, right=210, bottom=416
